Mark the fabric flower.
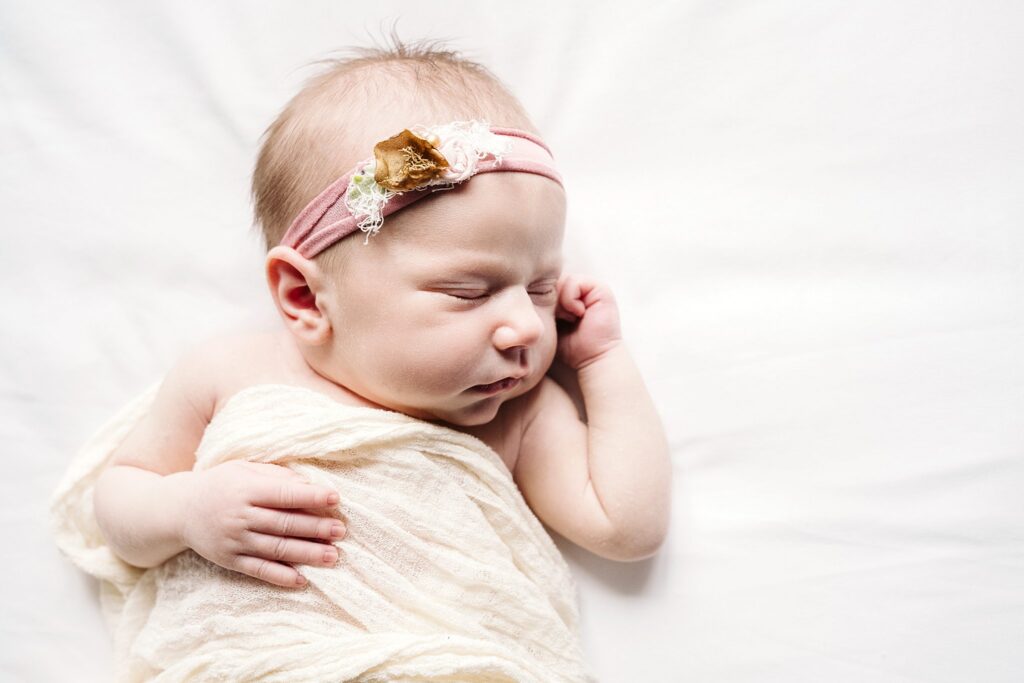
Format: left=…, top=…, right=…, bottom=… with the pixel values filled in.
left=372, top=129, right=450, bottom=192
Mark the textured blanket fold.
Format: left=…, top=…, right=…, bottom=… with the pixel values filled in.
left=50, top=383, right=590, bottom=682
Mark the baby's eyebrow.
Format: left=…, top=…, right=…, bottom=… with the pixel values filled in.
left=443, top=262, right=561, bottom=280
left=446, top=263, right=507, bottom=278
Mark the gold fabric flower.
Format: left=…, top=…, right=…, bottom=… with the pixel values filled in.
left=373, top=130, right=450, bottom=191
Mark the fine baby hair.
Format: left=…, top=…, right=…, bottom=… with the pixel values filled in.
left=250, top=35, right=544, bottom=266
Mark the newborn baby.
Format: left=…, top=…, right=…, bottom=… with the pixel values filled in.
left=61, top=41, right=670, bottom=681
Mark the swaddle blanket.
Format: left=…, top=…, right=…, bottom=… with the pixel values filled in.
left=50, top=383, right=591, bottom=682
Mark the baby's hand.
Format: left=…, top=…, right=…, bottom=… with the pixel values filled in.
left=176, top=461, right=345, bottom=589
left=555, top=274, right=623, bottom=369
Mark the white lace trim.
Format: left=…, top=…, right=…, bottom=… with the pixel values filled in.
left=342, top=120, right=510, bottom=242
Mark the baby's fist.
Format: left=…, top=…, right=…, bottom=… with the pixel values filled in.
left=555, top=274, right=623, bottom=369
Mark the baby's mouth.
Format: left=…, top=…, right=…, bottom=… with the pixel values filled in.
left=471, top=377, right=521, bottom=395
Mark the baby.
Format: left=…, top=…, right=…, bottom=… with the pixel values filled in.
left=82, top=40, right=670, bottom=678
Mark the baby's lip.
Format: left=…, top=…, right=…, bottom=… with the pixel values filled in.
left=479, top=372, right=527, bottom=386
left=471, top=376, right=524, bottom=395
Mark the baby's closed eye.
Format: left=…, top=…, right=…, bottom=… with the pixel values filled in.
left=445, top=289, right=490, bottom=301
left=528, top=285, right=558, bottom=305
left=434, top=281, right=557, bottom=304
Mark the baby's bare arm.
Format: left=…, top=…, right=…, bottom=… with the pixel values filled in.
left=93, top=340, right=345, bottom=588
left=94, top=468, right=195, bottom=567
left=515, top=351, right=671, bottom=560
left=513, top=276, right=671, bottom=560
left=94, top=343, right=216, bottom=567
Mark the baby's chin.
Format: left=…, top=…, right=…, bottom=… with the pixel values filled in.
left=430, top=399, right=505, bottom=428
left=388, top=371, right=548, bottom=427
left=444, top=374, right=545, bottom=427
left=424, top=393, right=522, bottom=428
left=383, top=396, right=499, bottom=428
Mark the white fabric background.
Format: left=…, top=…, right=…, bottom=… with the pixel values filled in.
left=3, top=1, right=1022, bottom=680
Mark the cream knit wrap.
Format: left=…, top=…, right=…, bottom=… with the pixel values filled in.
left=50, top=383, right=591, bottom=682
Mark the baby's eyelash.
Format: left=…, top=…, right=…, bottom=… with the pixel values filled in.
left=529, top=282, right=558, bottom=296
left=446, top=291, right=489, bottom=301
left=439, top=283, right=556, bottom=302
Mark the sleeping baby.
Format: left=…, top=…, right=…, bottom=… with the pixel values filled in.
left=51, top=40, right=671, bottom=682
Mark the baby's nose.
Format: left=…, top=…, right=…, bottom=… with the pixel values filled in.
left=493, top=292, right=544, bottom=350
left=493, top=323, right=541, bottom=351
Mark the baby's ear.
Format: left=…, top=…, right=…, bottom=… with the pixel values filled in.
left=265, top=246, right=332, bottom=346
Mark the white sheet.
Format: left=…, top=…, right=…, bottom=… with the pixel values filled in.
left=5, top=1, right=1023, bottom=681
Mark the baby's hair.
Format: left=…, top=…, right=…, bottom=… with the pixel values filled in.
left=251, top=30, right=539, bottom=267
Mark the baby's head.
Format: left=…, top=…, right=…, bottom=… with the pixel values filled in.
left=252, top=39, right=567, bottom=427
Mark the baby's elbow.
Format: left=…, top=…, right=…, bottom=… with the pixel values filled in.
left=613, top=503, right=671, bottom=561
left=572, top=490, right=671, bottom=562
left=593, top=524, right=668, bottom=562
left=616, top=533, right=667, bottom=562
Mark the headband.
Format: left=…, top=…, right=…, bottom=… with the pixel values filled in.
left=279, top=120, right=563, bottom=258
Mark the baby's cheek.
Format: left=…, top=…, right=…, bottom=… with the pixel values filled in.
left=536, top=317, right=559, bottom=368
left=407, top=338, right=484, bottom=391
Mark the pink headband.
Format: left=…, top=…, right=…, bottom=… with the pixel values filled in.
left=279, top=120, right=563, bottom=258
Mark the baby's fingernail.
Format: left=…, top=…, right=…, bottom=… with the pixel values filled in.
left=330, top=524, right=346, bottom=538
left=296, top=574, right=307, bottom=586
left=327, top=493, right=339, bottom=505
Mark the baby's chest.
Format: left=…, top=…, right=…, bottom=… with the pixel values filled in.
left=459, top=405, right=524, bottom=475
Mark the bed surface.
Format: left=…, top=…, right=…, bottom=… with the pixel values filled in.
left=4, top=1, right=1022, bottom=680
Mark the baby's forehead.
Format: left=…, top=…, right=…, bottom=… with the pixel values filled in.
left=322, top=248, right=561, bottom=298
left=330, top=221, right=564, bottom=284
left=405, top=242, right=563, bottom=273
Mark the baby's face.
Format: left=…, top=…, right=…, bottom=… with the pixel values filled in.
left=317, top=172, right=566, bottom=427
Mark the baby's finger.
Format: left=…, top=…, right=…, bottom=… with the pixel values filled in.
left=240, top=530, right=341, bottom=569
left=232, top=554, right=311, bottom=589
left=251, top=481, right=339, bottom=509
left=246, top=507, right=347, bottom=542
left=555, top=306, right=578, bottom=323
left=556, top=276, right=584, bottom=317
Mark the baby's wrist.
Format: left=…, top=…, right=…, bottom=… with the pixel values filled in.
left=574, top=338, right=626, bottom=373
left=163, top=470, right=199, bottom=549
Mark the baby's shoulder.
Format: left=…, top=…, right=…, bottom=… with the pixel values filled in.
left=108, top=329, right=285, bottom=473
left=193, top=328, right=280, bottom=370
left=182, top=328, right=286, bottom=410
left=154, top=329, right=272, bottom=408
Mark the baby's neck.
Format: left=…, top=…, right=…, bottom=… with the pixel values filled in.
left=271, top=329, right=382, bottom=410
